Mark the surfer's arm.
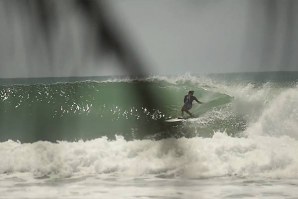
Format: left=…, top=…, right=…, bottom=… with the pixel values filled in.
left=194, top=97, right=202, bottom=104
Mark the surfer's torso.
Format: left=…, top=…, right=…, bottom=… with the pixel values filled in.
left=183, top=95, right=198, bottom=110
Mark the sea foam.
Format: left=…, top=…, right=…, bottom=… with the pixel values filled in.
left=1, top=132, right=298, bottom=179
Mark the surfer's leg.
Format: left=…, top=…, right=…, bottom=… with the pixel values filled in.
left=185, top=110, right=193, bottom=117
left=182, top=105, right=193, bottom=117
left=181, top=106, right=186, bottom=117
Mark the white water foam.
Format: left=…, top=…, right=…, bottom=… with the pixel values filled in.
left=245, top=87, right=298, bottom=139
left=1, top=132, right=298, bottom=180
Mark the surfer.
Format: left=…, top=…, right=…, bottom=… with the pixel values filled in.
left=181, top=90, right=202, bottom=118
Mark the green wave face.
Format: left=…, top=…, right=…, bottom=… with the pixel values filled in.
left=0, top=79, right=233, bottom=142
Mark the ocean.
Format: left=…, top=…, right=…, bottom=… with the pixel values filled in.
left=1, top=72, right=298, bottom=198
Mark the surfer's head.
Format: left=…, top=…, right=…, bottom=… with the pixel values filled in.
left=188, top=90, right=194, bottom=95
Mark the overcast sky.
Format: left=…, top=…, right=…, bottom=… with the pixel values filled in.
left=109, top=0, right=298, bottom=75
left=0, top=0, right=298, bottom=78
left=110, top=0, right=251, bottom=75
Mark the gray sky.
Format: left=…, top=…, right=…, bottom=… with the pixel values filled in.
left=110, top=0, right=251, bottom=75
left=109, top=0, right=298, bottom=75
left=0, top=0, right=298, bottom=78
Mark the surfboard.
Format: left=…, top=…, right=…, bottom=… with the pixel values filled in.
left=165, top=118, right=186, bottom=122
left=165, top=117, right=199, bottom=122
left=165, top=117, right=197, bottom=123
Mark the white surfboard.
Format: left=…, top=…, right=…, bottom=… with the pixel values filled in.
left=165, top=117, right=199, bottom=123
left=165, top=118, right=186, bottom=122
